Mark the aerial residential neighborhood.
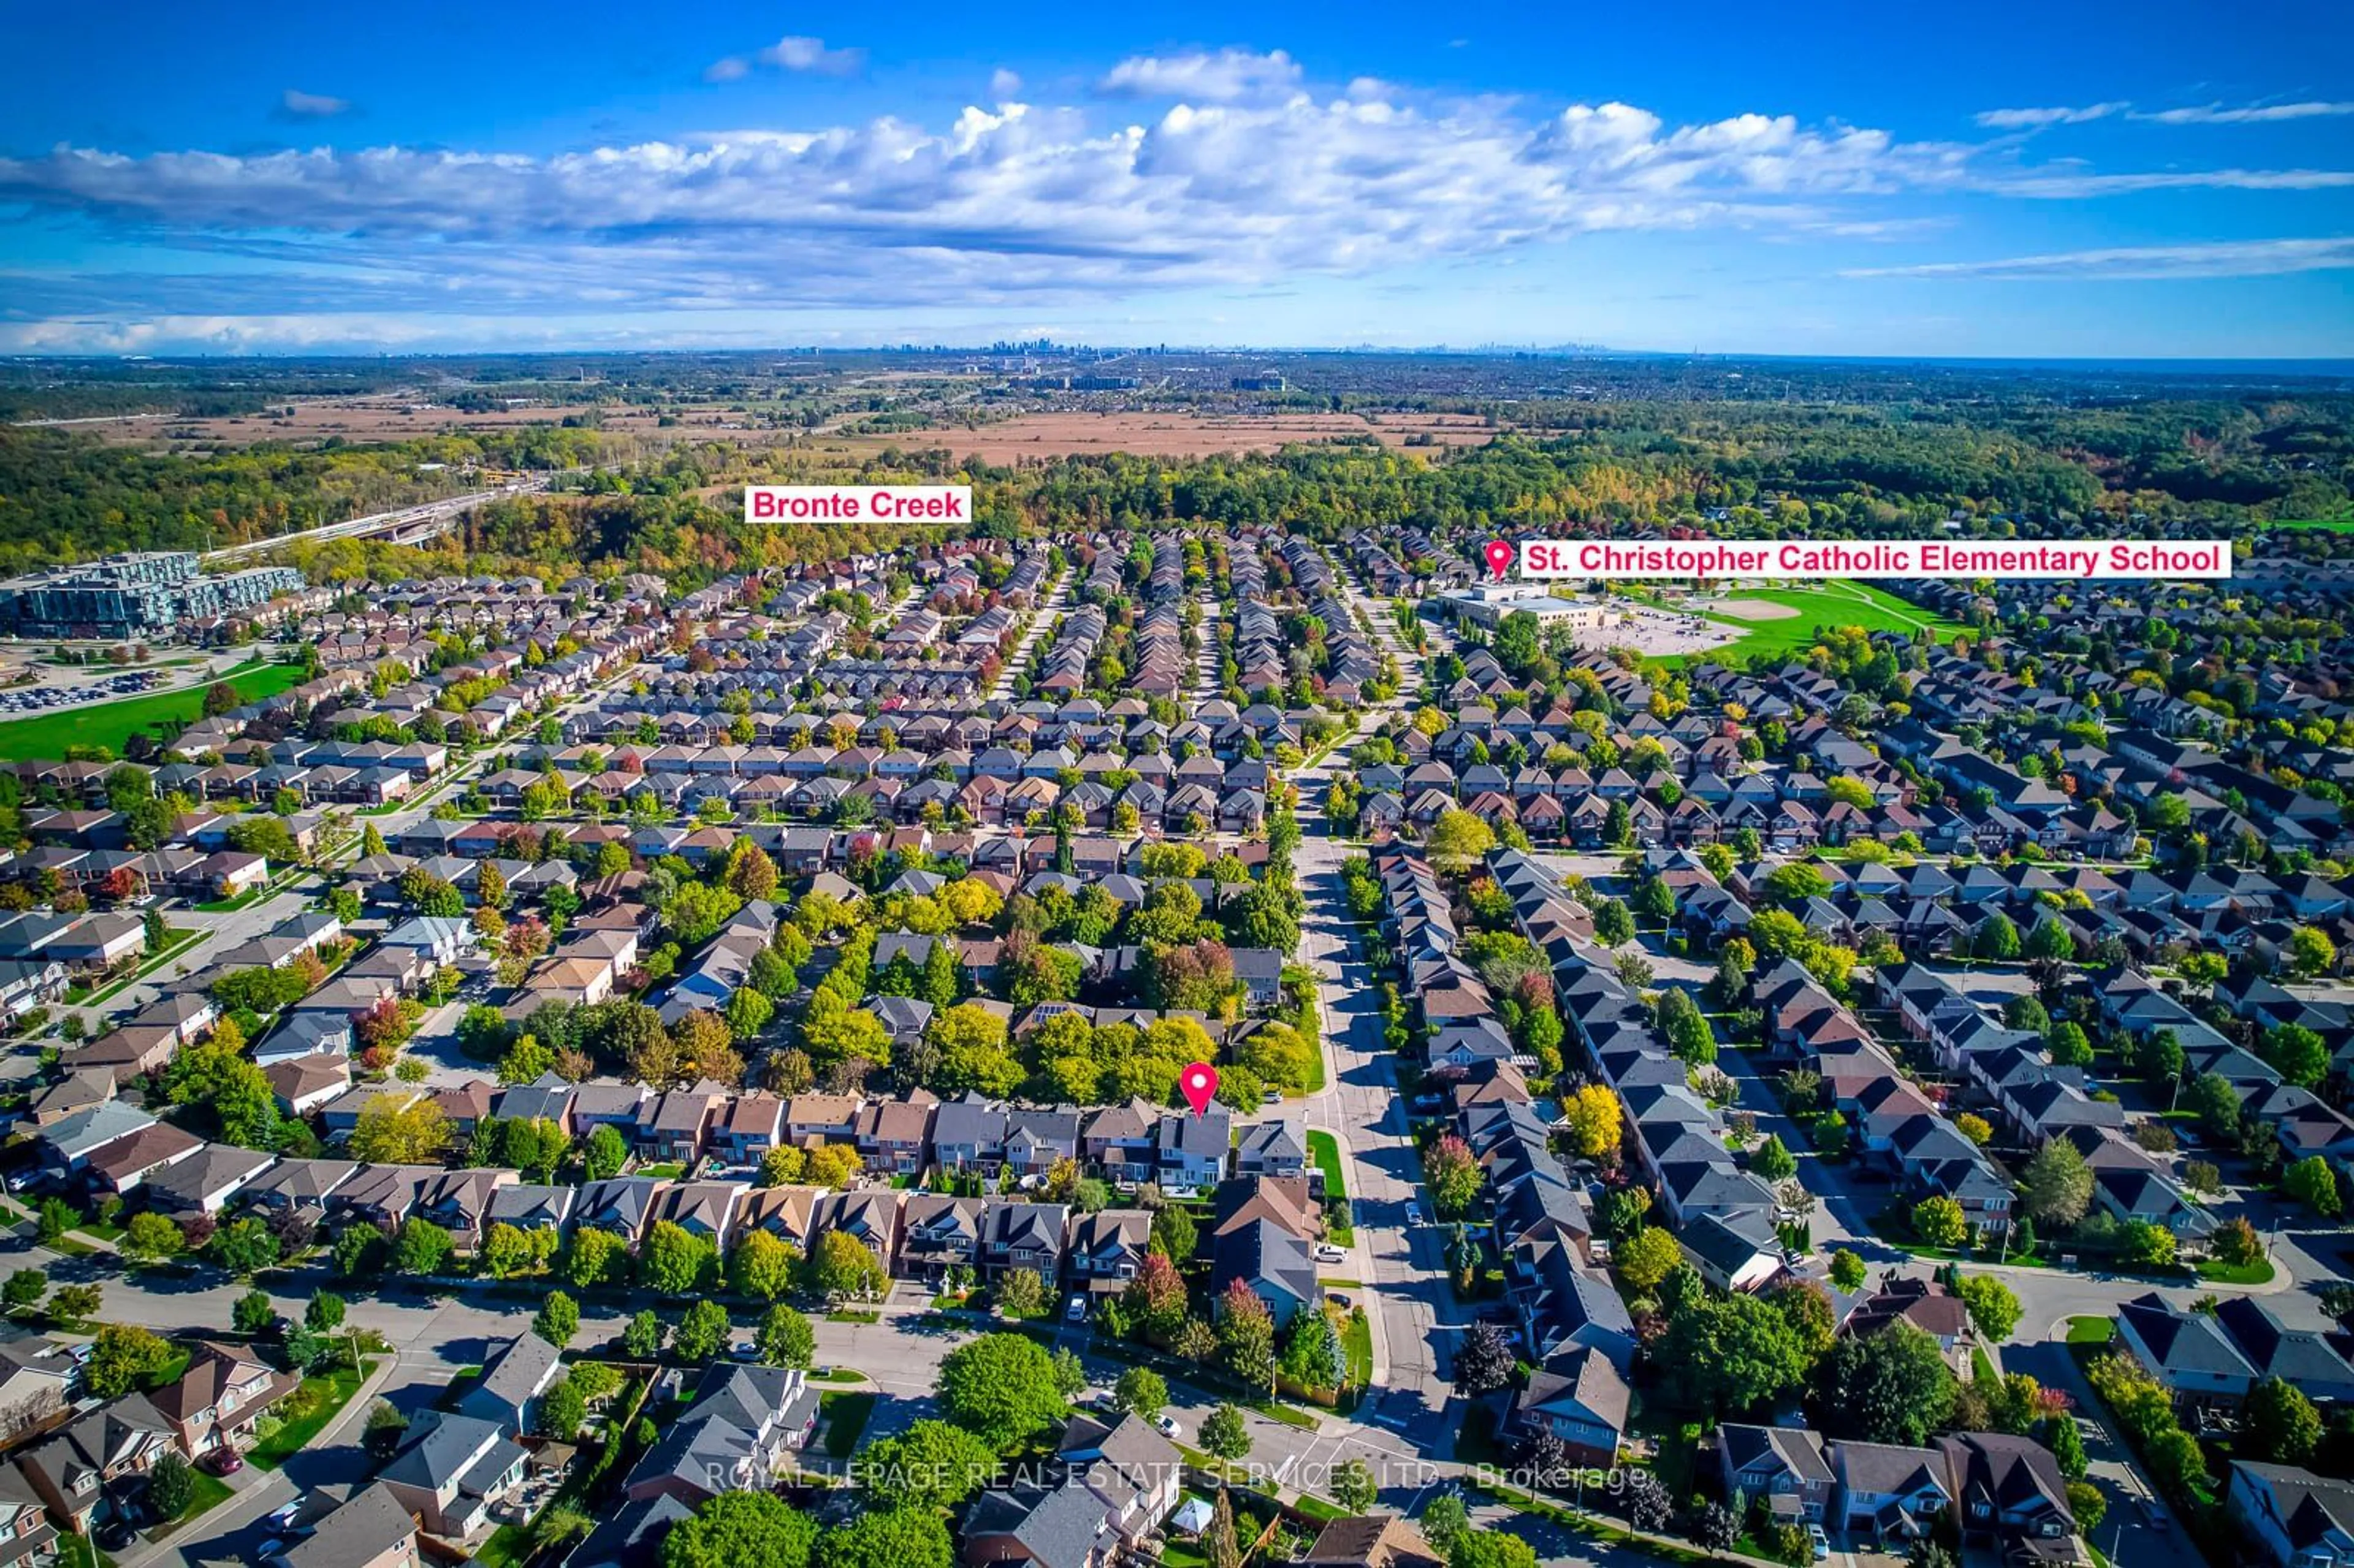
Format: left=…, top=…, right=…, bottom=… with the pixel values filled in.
left=0, top=477, right=2339, bottom=1568
left=2, top=7, right=2352, bottom=1556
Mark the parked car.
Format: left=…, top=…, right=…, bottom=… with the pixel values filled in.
left=1313, top=1243, right=1347, bottom=1264
left=204, top=1448, right=244, bottom=1475
left=1065, top=1295, right=1087, bottom=1323
left=1156, top=1414, right=1180, bottom=1437
left=1261, top=1089, right=1283, bottom=1105
left=1807, top=1523, right=1829, bottom=1561
left=1404, top=1203, right=1424, bottom=1226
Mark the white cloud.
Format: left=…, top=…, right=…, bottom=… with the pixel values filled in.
left=1976, top=98, right=2354, bottom=130
left=1987, top=167, right=2354, bottom=196
left=1098, top=48, right=1304, bottom=103
left=990, top=69, right=1023, bottom=99
left=2, top=59, right=2347, bottom=344
left=704, top=58, right=750, bottom=83
left=1973, top=103, right=2129, bottom=129
left=1844, top=237, right=2354, bottom=280
left=278, top=89, right=351, bottom=119
left=2136, top=100, right=2354, bottom=124
left=758, top=36, right=864, bottom=75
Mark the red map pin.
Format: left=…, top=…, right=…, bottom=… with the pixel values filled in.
left=1484, top=539, right=1514, bottom=579
left=1180, top=1062, right=1220, bottom=1116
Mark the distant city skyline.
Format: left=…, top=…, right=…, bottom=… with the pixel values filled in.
left=2, top=0, right=2350, bottom=357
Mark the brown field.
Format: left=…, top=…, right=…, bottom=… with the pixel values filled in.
left=1708, top=598, right=1801, bottom=621
left=867, top=410, right=1496, bottom=462
left=78, top=396, right=768, bottom=450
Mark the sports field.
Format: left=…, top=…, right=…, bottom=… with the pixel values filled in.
left=0, top=660, right=305, bottom=761
left=1665, top=581, right=1964, bottom=663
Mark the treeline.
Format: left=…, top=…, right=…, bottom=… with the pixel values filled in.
left=0, top=425, right=604, bottom=571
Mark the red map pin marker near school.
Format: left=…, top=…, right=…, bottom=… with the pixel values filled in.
left=1484, top=538, right=1514, bottom=579
left=1180, top=1062, right=1220, bottom=1116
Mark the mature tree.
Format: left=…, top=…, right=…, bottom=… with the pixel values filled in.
left=2044, top=1412, right=2089, bottom=1480
left=85, top=1323, right=175, bottom=1399
left=207, top=1216, right=283, bottom=1276
left=658, top=1491, right=817, bottom=1568
left=2244, top=1377, right=2325, bottom=1465
left=1911, top=1196, right=1968, bottom=1249
left=1425, top=809, right=1496, bottom=872
left=2290, top=925, right=2338, bottom=979
left=1452, top=1319, right=1517, bottom=1396
left=1974, top=913, right=2021, bottom=961
left=936, top=1334, right=1068, bottom=1452
left=1199, top=1402, right=1251, bottom=1463
left=122, top=1211, right=187, bottom=1263
left=1330, top=1457, right=1377, bottom=1513
left=2212, top=1216, right=2263, bottom=1268
left=806, top=1231, right=888, bottom=1301
left=1563, top=1084, right=1623, bottom=1162
left=583, top=1122, right=630, bottom=1181
left=1828, top=1250, right=1868, bottom=1294
left=1205, top=1488, right=1243, bottom=1568
left=564, top=1227, right=630, bottom=1289
left=729, top=1230, right=801, bottom=1301
left=2019, top=1139, right=2094, bottom=1229
left=393, top=1217, right=453, bottom=1276
left=535, top=1290, right=581, bottom=1349
left=1216, top=1279, right=1277, bottom=1393
left=815, top=1507, right=950, bottom=1568
left=2263, top=1023, right=2331, bottom=1089
left=1657, top=1292, right=1812, bottom=1418
left=1688, top=1503, right=1740, bottom=1555
left=1957, top=1276, right=2022, bottom=1342
left=639, top=1221, right=717, bottom=1294
left=758, top=1304, right=815, bottom=1369
left=349, top=1094, right=449, bottom=1165
left=1422, top=1135, right=1484, bottom=1217
left=1124, top=1252, right=1189, bottom=1340
left=1114, top=1367, right=1168, bottom=1421
left=622, top=1309, right=666, bottom=1360
left=148, top=1451, right=195, bottom=1520
left=674, top=1300, right=731, bottom=1362
left=1150, top=1205, right=1197, bottom=1263
left=1751, top=1134, right=1797, bottom=1182
left=538, top=1378, right=587, bottom=1440
left=857, top=1419, right=998, bottom=1509
left=1814, top=1322, right=1959, bottom=1446
left=995, top=1267, right=1047, bottom=1319
left=1615, top=1226, right=1683, bottom=1295
left=2287, top=1155, right=2345, bottom=1217
left=1592, top=899, right=1636, bottom=946
left=232, top=1290, right=276, bottom=1335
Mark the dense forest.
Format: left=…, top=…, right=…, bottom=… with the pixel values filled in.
left=0, top=424, right=603, bottom=572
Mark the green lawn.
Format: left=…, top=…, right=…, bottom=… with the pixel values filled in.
left=1305, top=1131, right=1354, bottom=1245
left=2067, top=1316, right=2117, bottom=1345
left=149, top=1471, right=233, bottom=1540
left=825, top=1309, right=880, bottom=1325
left=2272, top=512, right=2354, bottom=533
left=819, top=1391, right=876, bottom=1458
left=0, top=660, right=306, bottom=762
left=248, top=1358, right=374, bottom=1469
left=1340, top=1311, right=1373, bottom=1391
left=1658, top=582, right=1966, bottom=666
left=2198, top=1256, right=2277, bottom=1285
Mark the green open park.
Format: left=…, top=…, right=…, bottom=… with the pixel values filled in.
left=1659, top=580, right=1966, bottom=664
left=0, top=658, right=305, bottom=763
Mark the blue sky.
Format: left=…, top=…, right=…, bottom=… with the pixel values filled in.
left=2, top=0, right=2350, bottom=356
